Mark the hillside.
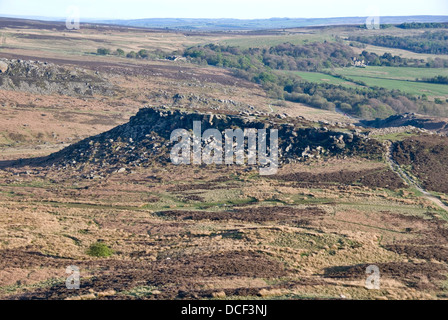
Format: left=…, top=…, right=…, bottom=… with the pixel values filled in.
left=1, top=16, right=448, bottom=302
left=34, top=107, right=382, bottom=177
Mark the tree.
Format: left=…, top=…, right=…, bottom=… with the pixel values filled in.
left=340, top=103, right=352, bottom=112
left=256, top=72, right=277, bottom=84
left=97, top=48, right=111, bottom=55
left=138, top=49, right=149, bottom=59
left=126, top=51, right=137, bottom=58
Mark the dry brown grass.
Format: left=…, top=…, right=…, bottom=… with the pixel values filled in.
left=0, top=22, right=447, bottom=300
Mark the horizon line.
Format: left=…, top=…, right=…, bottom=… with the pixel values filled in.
left=1, top=14, right=448, bottom=22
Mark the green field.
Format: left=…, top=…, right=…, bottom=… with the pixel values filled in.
left=219, top=34, right=333, bottom=48
left=329, top=66, right=448, bottom=98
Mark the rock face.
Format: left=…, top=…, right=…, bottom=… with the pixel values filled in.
left=41, top=107, right=383, bottom=178
left=0, top=58, right=114, bottom=96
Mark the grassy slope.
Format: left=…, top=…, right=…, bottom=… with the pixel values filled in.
left=219, top=33, right=333, bottom=48
left=286, top=71, right=359, bottom=87
left=330, top=66, right=448, bottom=97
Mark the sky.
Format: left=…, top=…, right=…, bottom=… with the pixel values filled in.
left=0, top=0, right=447, bottom=20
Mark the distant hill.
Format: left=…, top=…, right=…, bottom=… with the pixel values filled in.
left=97, top=16, right=448, bottom=31
left=1, top=15, right=448, bottom=31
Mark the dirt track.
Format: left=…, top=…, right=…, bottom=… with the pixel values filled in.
left=386, top=141, right=448, bottom=212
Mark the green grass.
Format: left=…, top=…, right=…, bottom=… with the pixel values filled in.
left=289, top=67, right=448, bottom=98
left=87, top=242, right=114, bottom=257
left=286, top=71, right=359, bottom=87
left=120, top=286, right=159, bottom=298
left=329, top=66, right=448, bottom=98
left=219, top=34, right=333, bottom=49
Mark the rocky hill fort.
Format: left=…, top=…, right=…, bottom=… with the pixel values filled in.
left=170, top=121, right=279, bottom=175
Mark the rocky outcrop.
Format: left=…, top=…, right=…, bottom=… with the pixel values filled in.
left=37, top=107, right=383, bottom=178
left=362, top=113, right=448, bottom=135
left=0, top=58, right=114, bottom=96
